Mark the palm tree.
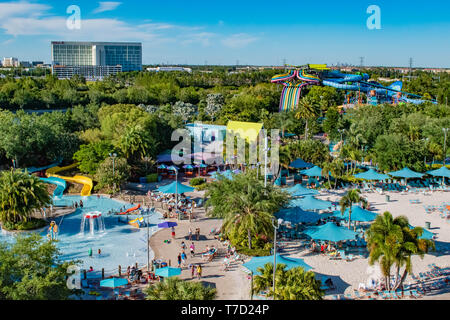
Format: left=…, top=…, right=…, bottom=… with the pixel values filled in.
left=321, top=161, right=333, bottom=188
left=206, top=170, right=290, bottom=249
left=253, top=263, right=323, bottom=300
left=294, top=96, right=319, bottom=140
left=339, top=189, right=367, bottom=230
left=119, top=124, right=157, bottom=162
left=331, top=159, right=345, bottom=189
left=0, top=169, right=52, bottom=224
left=366, top=212, right=435, bottom=291
left=145, top=277, right=216, bottom=300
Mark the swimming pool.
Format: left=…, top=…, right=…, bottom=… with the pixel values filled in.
left=0, top=195, right=165, bottom=277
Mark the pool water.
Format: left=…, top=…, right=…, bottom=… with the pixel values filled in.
left=0, top=195, right=165, bottom=277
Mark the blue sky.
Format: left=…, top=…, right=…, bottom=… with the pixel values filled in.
left=0, top=0, right=449, bottom=67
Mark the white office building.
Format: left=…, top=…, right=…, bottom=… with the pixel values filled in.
left=2, top=57, right=19, bottom=67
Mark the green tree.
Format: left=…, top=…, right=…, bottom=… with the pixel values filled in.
left=73, top=141, right=117, bottom=175
left=94, top=157, right=130, bottom=193
left=145, top=277, right=216, bottom=300
left=294, top=96, right=319, bottom=140
left=253, top=263, right=324, bottom=300
left=339, top=189, right=367, bottom=230
left=0, top=233, right=80, bottom=300
left=0, top=169, right=51, bottom=224
left=366, top=212, right=435, bottom=291
left=206, top=170, right=289, bottom=249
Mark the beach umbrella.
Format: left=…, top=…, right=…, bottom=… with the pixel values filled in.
left=285, top=184, right=319, bottom=197
left=332, top=206, right=378, bottom=222
left=158, top=164, right=167, bottom=170
left=388, top=167, right=424, bottom=179
left=100, top=278, right=129, bottom=288
left=183, top=164, right=194, bottom=170
left=243, top=254, right=312, bottom=275
left=275, top=207, right=328, bottom=224
left=300, top=166, right=324, bottom=177
left=154, top=267, right=182, bottom=278
left=289, top=158, right=313, bottom=169
left=389, top=167, right=424, bottom=185
left=427, top=166, right=450, bottom=185
left=167, top=165, right=179, bottom=171
left=304, top=222, right=358, bottom=242
left=354, top=168, right=389, bottom=181
left=157, top=221, right=178, bottom=229
left=289, top=195, right=333, bottom=211
left=156, top=181, right=195, bottom=194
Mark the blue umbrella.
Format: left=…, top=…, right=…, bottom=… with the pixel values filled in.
left=243, top=254, right=312, bottom=275
left=158, top=221, right=178, bottom=229
left=304, top=222, right=358, bottom=242
left=388, top=167, right=424, bottom=179
left=290, top=196, right=333, bottom=211
left=183, top=164, right=194, bottom=170
left=158, top=164, right=167, bottom=170
left=290, top=158, right=313, bottom=169
left=155, top=267, right=182, bottom=278
left=276, top=207, right=325, bottom=224
left=427, top=166, right=450, bottom=179
left=285, top=184, right=319, bottom=197
left=332, top=206, right=378, bottom=222
left=300, top=166, right=324, bottom=177
left=354, top=168, right=389, bottom=181
left=167, top=165, right=179, bottom=171
left=100, top=278, right=129, bottom=288
left=156, top=181, right=195, bottom=194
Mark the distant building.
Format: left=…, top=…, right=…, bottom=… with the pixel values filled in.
left=20, top=61, right=32, bottom=68
left=32, top=61, right=44, bottom=67
left=2, top=57, right=19, bottom=67
left=147, top=66, right=192, bottom=73
left=51, top=41, right=142, bottom=79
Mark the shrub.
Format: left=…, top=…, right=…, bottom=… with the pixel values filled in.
left=194, top=183, right=208, bottom=191
left=146, top=173, right=159, bottom=183
left=2, top=218, right=47, bottom=231
left=190, top=177, right=206, bottom=186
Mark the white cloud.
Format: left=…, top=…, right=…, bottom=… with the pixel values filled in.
left=0, top=1, right=50, bottom=20
left=93, top=2, right=122, bottom=14
left=221, top=33, right=259, bottom=48
left=181, top=32, right=217, bottom=47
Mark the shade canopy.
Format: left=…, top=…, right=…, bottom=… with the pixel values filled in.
left=388, top=167, right=424, bottom=179
left=276, top=207, right=328, bottom=223
left=304, top=222, right=358, bottom=242
left=156, top=181, right=195, bottom=194
left=285, top=184, right=319, bottom=197
left=427, top=166, right=450, bottom=178
left=183, top=164, right=194, bottom=170
left=167, top=165, right=179, bottom=171
left=300, top=166, right=324, bottom=177
left=210, top=170, right=235, bottom=180
left=154, top=267, right=182, bottom=278
left=100, top=278, right=129, bottom=288
left=243, top=254, right=312, bottom=275
left=289, top=158, right=313, bottom=169
left=289, top=196, right=333, bottom=211
left=354, top=168, right=389, bottom=181
left=185, top=152, right=224, bottom=163
left=333, top=206, right=378, bottom=222
left=158, top=164, right=167, bottom=169
left=158, top=221, right=178, bottom=229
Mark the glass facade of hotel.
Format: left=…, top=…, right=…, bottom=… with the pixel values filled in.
left=51, top=41, right=142, bottom=78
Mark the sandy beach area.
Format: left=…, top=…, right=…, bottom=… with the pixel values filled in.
left=149, top=188, right=450, bottom=300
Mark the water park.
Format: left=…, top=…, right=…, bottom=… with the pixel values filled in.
left=271, top=64, right=438, bottom=112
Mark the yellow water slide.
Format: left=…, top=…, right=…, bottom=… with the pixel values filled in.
left=46, top=164, right=93, bottom=196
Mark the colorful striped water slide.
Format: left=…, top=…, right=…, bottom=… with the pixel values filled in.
left=271, top=70, right=298, bottom=83
left=279, top=83, right=310, bottom=112
left=46, top=164, right=93, bottom=197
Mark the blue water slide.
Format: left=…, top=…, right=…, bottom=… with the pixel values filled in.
left=322, top=80, right=362, bottom=91
left=38, top=177, right=67, bottom=198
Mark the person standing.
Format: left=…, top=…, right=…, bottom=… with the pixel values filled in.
left=191, top=264, right=195, bottom=279
left=181, top=251, right=187, bottom=267
left=190, top=242, right=195, bottom=257
left=177, top=253, right=182, bottom=268
left=188, top=228, right=192, bottom=241
left=171, top=227, right=176, bottom=239
left=196, top=265, right=202, bottom=280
